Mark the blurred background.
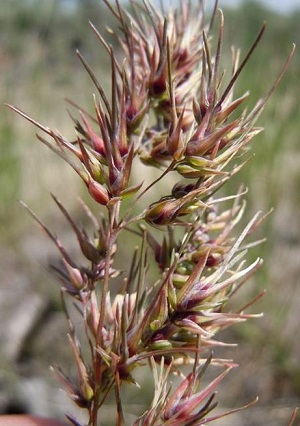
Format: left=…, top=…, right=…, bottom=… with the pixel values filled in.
left=0, top=0, right=299, bottom=424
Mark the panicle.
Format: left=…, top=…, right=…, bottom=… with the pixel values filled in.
left=10, top=0, right=294, bottom=424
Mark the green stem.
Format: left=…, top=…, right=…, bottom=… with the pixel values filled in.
left=91, top=202, right=120, bottom=426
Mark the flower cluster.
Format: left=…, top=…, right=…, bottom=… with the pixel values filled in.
left=9, top=0, right=295, bottom=425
